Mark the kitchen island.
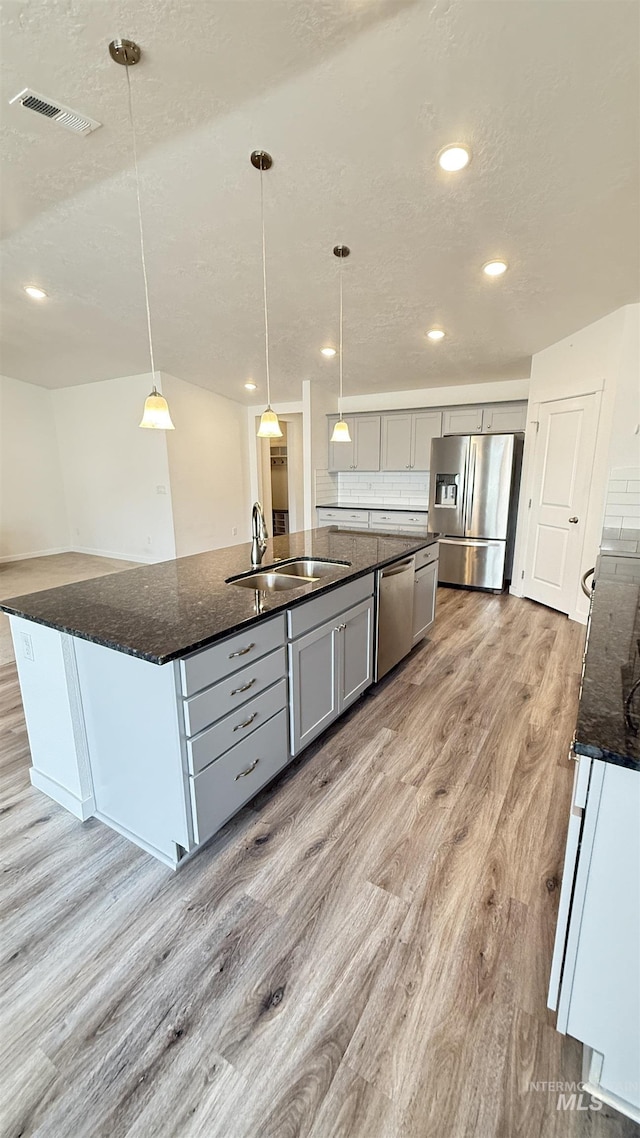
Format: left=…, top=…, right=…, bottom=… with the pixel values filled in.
left=549, top=547, right=639, bottom=1123
left=2, top=527, right=439, bottom=868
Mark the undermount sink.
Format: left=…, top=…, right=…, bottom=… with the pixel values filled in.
left=230, top=571, right=307, bottom=591
left=273, top=558, right=349, bottom=578
left=227, top=558, right=351, bottom=592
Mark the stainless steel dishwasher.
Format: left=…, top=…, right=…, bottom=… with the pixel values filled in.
left=375, top=555, right=416, bottom=680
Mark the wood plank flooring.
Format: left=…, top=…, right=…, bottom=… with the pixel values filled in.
left=1, top=587, right=637, bottom=1138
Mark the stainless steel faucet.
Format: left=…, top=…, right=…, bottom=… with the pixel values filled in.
left=251, top=501, right=269, bottom=567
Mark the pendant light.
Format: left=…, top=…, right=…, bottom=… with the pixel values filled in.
left=109, top=38, right=174, bottom=430
left=251, top=150, right=283, bottom=439
left=330, top=245, right=351, bottom=443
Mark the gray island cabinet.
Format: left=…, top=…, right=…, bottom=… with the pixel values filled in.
left=5, top=528, right=438, bottom=869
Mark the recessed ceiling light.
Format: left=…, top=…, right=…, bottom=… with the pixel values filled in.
left=244, top=381, right=257, bottom=391
left=427, top=328, right=446, bottom=341
left=482, top=260, right=508, bottom=277
left=438, top=145, right=471, bottom=172
left=321, top=346, right=336, bottom=357
left=24, top=285, right=47, bottom=299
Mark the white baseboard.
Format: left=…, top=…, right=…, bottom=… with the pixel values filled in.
left=0, top=546, right=72, bottom=564
left=30, top=768, right=95, bottom=820
left=69, top=546, right=159, bottom=564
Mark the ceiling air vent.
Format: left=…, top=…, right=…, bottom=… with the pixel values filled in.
left=9, top=88, right=102, bottom=136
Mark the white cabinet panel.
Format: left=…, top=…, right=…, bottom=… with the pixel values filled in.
left=412, top=411, right=442, bottom=470
left=381, top=414, right=413, bottom=470
left=328, top=415, right=380, bottom=471
left=442, top=406, right=484, bottom=435
left=483, top=403, right=527, bottom=433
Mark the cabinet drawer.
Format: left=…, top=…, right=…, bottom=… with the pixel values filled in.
left=317, top=508, right=369, bottom=525
left=179, top=615, right=285, bottom=696
left=415, top=543, right=439, bottom=570
left=287, top=573, right=375, bottom=640
left=187, top=679, right=287, bottom=775
left=190, top=709, right=289, bottom=845
left=369, top=510, right=429, bottom=528
left=183, top=647, right=286, bottom=736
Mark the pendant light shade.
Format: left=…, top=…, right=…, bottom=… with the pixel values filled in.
left=110, top=39, right=175, bottom=430
left=140, top=387, right=175, bottom=430
left=330, top=418, right=351, bottom=443
left=257, top=408, right=283, bottom=438
left=331, top=244, right=351, bottom=442
left=251, top=150, right=282, bottom=440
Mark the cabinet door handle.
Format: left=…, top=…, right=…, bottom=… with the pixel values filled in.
left=235, top=758, right=260, bottom=780
left=406, top=464, right=411, bottom=469
left=569, top=517, right=579, bottom=524
left=230, top=678, right=256, bottom=696
left=229, top=642, right=255, bottom=658
left=234, top=712, right=257, bottom=731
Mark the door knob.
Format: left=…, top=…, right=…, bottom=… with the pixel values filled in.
left=569, top=516, right=579, bottom=524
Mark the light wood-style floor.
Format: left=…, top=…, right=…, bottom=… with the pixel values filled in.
left=0, top=553, right=141, bottom=666
left=1, top=584, right=637, bottom=1138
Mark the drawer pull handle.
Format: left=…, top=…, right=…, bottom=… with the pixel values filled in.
left=234, top=713, right=258, bottom=731
left=231, top=678, right=256, bottom=696
left=229, top=642, right=255, bottom=659
left=235, top=758, right=260, bottom=780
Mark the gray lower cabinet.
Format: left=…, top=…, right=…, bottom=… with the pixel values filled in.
left=190, top=709, right=289, bottom=845
left=289, top=596, right=374, bottom=755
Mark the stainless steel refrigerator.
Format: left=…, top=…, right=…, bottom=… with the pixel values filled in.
left=428, top=433, right=523, bottom=591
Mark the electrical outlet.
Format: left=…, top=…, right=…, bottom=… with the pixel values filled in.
left=232, top=526, right=238, bottom=537
left=146, top=536, right=152, bottom=546
left=156, top=485, right=167, bottom=495
left=21, top=632, right=34, bottom=661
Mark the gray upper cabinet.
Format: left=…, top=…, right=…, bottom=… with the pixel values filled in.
left=483, top=403, right=527, bottom=433
left=443, top=402, right=527, bottom=435
left=381, top=411, right=442, bottom=471
left=328, top=415, right=381, bottom=472
left=442, top=406, right=484, bottom=436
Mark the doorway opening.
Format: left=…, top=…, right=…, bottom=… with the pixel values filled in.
left=256, top=413, right=304, bottom=536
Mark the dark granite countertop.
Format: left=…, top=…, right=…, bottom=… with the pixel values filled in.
left=573, top=550, right=640, bottom=772
left=0, top=527, right=439, bottom=666
left=317, top=503, right=429, bottom=514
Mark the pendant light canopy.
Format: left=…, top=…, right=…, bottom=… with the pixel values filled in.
left=252, top=150, right=283, bottom=440
left=109, top=38, right=174, bottom=431
left=330, top=244, right=351, bottom=444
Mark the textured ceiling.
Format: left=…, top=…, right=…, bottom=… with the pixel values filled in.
left=1, top=0, right=638, bottom=401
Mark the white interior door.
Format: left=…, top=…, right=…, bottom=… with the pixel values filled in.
left=523, top=393, right=599, bottom=614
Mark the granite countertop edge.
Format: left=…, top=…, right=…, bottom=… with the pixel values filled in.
left=1, top=530, right=439, bottom=667
left=573, top=740, right=640, bottom=774
left=317, top=503, right=429, bottom=513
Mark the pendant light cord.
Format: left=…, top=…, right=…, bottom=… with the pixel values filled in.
left=260, top=165, right=271, bottom=409
left=338, top=254, right=344, bottom=418
left=125, top=62, right=157, bottom=391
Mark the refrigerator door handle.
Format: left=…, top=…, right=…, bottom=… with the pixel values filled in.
left=464, top=440, right=477, bottom=535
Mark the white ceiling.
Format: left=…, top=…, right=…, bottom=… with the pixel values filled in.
left=1, top=0, right=638, bottom=401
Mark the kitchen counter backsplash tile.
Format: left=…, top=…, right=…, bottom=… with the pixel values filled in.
left=603, top=466, right=640, bottom=539
left=314, top=467, right=430, bottom=510
left=573, top=549, right=640, bottom=772
left=1, top=527, right=438, bottom=667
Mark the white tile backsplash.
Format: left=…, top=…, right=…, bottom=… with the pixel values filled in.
left=335, top=470, right=430, bottom=508
left=603, top=467, right=640, bottom=539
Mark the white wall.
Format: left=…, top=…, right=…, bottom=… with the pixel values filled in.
left=0, top=374, right=69, bottom=560
left=163, top=374, right=250, bottom=557
left=53, top=373, right=176, bottom=563
left=511, top=303, right=639, bottom=622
